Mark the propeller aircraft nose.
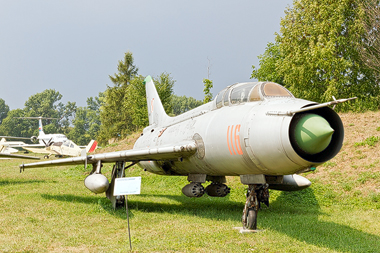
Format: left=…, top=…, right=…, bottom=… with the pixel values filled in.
left=294, top=114, right=334, bottom=154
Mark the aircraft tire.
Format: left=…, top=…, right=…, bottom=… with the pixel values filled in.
left=246, top=208, right=257, bottom=230
left=115, top=196, right=125, bottom=209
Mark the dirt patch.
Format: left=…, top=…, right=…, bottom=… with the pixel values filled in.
left=309, top=111, right=380, bottom=196
left=94, top=131, right=141, bottom=154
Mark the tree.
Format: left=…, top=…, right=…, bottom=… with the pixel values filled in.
left=67, top=92, right=103, bottom=145
left=24, top=89, right=63, bottom=118
left=24, top=89, right=64, bottom=136
left=59, top=101, right=77, bottom=135
left=203, top=78, right=213, bottom=103
left=0, top=89, right=77, bottom=138
left=98, top=52, right=139, bottom=143
left=86, top=92, right=103, bottom=141
left=0, top=109, right=29, bottom=138
left=251, top=0, right=380, bottom=111
left=251, top=42, right=284, bottom=84
left=109, top=52, right=139, bottom=88
left=98, top=51, right=177, bottom=144
left=171, top=95, right=203, bottom=115
left=125, top=73, right=175, bottom=131
left=359, top=0, right=380, bottom=77
left=0, top=98, right=9, bottom=125
left=67, top=107, right=90, bottom=145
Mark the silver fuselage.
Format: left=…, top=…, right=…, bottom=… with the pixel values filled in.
left=135, top=94, right=342, bottom=177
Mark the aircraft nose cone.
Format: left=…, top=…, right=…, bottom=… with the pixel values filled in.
left=294, top=114, right=334, bottom=154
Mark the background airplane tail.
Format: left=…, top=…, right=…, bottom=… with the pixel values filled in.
left=145, top=75, right=170, bottom=126
left=86, top=140, right=98, bottom=153
left=38, top=118, right=45, bottom=136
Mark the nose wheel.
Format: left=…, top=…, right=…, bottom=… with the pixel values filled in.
left=241, top=184, right=269, bottom=230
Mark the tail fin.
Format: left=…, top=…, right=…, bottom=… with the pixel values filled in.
left=38, top=118, right=45, bottom=136
left=144, top=75, right=170, bottom=126
left=86, top=140, right=98, bottom=153
left=37, top=118, right=46, bottom=145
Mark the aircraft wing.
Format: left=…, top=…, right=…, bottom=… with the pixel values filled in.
left=21, top=144, right=45, bottom=147
left=0, top=136, right=31, bottom=140
left=0, top=141, right=26, bottom=148
left=0, top=153, right=40, bottom=160
left=20, top=141, right=197, bottom=170
left=22, top=147, right=53, bottom=155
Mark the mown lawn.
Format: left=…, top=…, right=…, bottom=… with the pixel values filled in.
left=0, top=155, right=379, bottom=252
left=1, top=111, right=380, bottom=252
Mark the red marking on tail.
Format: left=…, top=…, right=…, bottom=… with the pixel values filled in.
left=88, top=141, right=98, bottom=153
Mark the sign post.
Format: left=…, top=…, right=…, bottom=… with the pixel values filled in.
left=114, top=177, right=141, bottom=250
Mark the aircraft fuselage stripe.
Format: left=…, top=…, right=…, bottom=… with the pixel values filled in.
left=230, top=125, right=236, bottom=155
left=227, top=126, right=233, bottom=155
left=227, top=125, right=243, bottom=155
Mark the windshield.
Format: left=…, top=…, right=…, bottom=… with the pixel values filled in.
left=215, top=82, right=293, bottom=108
left=230, top=83, right=256, bottom=104
left=262, top=82, right=292, bottom=97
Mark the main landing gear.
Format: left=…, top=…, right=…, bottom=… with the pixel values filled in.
left=241, top=184, right=269, bottom=230
left=106, top=161, right=136, bottom=209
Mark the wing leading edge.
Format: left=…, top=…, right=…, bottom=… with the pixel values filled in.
left=0, top=153, right=40, bottom=160
left=19, top=141, right=197, bottom=170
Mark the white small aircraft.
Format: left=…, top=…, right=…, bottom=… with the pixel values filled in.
left=9, top=116, right=97, bottom=158
left=23, top=139, right=98, bottom=158
left=0, top=138, right=39, bottom=160
left=13, top=116, right=68, bottom=146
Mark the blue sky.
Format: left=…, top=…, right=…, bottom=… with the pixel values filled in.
left=0, top=0, right=293, bottom=110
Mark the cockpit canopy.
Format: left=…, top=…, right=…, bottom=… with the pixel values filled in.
left=62, top=140, right=75, bottom=148
left=215, top=82, right=293, bottom=108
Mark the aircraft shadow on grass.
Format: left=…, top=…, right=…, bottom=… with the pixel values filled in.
left=41, top=193, right=99, bottom=205
left=0, top=179, right=45, bottom=186
left=41, top=192, right=243, bottom=221
left=41, top=190, right=379, bottom=252
left=262, top=188, right=380, bottom=253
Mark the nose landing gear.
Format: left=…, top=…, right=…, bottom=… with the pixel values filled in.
left=241, top=184, right=269, bottom=230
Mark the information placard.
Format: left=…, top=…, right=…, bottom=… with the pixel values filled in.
left=113, top=177, right=141, bottom=196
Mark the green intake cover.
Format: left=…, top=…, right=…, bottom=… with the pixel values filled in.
left=294, top=114, right=334, bottom=154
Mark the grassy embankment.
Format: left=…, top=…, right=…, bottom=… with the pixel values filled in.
left=0, top=111, right=379, bottom=252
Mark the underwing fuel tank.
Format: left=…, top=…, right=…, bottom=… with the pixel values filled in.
left=84, top=173, right=109, bottom=194
left=269, top=174, right=311, bottom=191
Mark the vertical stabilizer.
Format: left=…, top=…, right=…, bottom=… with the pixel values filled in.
left=144, top=75, right=170, bottom=126
left=37, top=117, right=45, bottom=145
left=86, top=140, right=98, bottom=153
left=38, top=118, right=45, bottom=136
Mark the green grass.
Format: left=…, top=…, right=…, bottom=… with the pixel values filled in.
left=354, top=136, right=380, bottom=147
left=0, top=157, right=379, bottom=252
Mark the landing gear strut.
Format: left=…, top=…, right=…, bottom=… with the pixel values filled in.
left=241, top=184, right=269, bottom=230
left=106, top=161, right=136, bottom=209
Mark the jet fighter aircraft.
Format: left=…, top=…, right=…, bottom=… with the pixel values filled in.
left=20, top=76, right=354, bottom=230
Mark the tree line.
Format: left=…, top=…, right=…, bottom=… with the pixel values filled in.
left=2, top=0, right=380, bottom=145
left=0, top=52, right=207, bottom=146
left=251, top=0, right=380, bottom=111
